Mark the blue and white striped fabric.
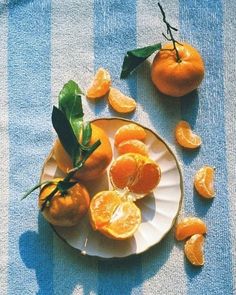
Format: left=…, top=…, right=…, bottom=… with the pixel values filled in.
left=0, top=0, right=235, bottom=294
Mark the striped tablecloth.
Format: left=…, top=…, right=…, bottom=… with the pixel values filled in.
left=0, top=1, right=235, bottom=294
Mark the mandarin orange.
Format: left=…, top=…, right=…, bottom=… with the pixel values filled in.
left=194, top=166, right=215, bottom=198
left=175, top=120, right=201, bottom=149
left=86, top=68, right=111, bottom=99
left=89, top=190, right=141, bottom=240
left=53, top=123, right=112, bottom=180
left=151, top=42, right=204, bottom=97
left=114, top=123, right=146, bottom=146
left=108, top=87, right=136, bottom=113
left=184, top=234, right=205, bottom=266
left=175, top=217, right=207, bottom=241
left=117, top=139, right=149, bottom=156
left=109, top=153, right=161, bottom=196
left=39, top=178, right=90, bottom=227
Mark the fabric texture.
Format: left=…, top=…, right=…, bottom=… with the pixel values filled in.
left=0, top=0, right=235, bottom=294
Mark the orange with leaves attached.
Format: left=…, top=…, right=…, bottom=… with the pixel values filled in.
left=151, top=42, right=204, bottom=97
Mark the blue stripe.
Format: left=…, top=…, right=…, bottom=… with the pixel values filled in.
left=93, top=1, right=142, bottom=294
left=8, top=1, right=53, bottom=294
left=93, top=0, right=137, bottom=121
left=179, top=1, right=233, bottom=294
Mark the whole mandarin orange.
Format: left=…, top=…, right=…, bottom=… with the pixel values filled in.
left=39, top=178, right=90, bottom=227
left=53, top=123, right=112, bottom=181
left=151, top=42, right=204, bottom=97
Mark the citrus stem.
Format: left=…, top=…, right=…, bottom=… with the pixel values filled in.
left=158, top=2, right=182, bottom=62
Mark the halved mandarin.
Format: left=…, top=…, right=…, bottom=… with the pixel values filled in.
left=175, top=120, right=201, bottom=149
left=117, top=139, right=149, bottom=156
left=194, top=166, right=215, bottom=198
left=86, top=68, right=111, bottom=99
left=109, top=153, right=161, bottom=196
left=175, top=217, right=207, bottom=241
left=114, top=123, right=146, bottom=146
left=89, top=190, right=141, bottom=240
left=184, top=234, right=205, bottom=266
left=108, top=87, right=136, bottom=113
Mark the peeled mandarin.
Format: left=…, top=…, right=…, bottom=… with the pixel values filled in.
left=114, top=123, right=146, bottom=146
left=117, top=139, right=149, bottom=156
left=175, top=217, right=207, bottom=241
left=194, top=166, right=215, bottom=198
left=108, top=87, right=136, bottom=113
left=86, top=68, right=111, bottom=99
left=184, top=234, right=205, bottom=266
left=175, top=120, right=201, bottom=149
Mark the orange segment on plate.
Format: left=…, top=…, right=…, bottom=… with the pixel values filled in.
left=109, top=153, right=161, bottom=196
left=89, top=190, right=141, bottom=240
left=86, top=68, right=111, bottom=99
left=194, top=166, right=215, bottom=198
left=175, top=217, right=207, bottom=241
left=117, top=139, right=149, bottom=156
left=114, top=123, right=146, bottom=146
left=108, top=87, right=136, bottom=113
left=175, top=120, right=201, bottom=149
left=184, top=234, right=205, bottom=266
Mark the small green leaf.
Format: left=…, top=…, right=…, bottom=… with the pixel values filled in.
left=82, top=122, right=92, bottom=146
left=57, top=180, right=78, bottom=194
left=21, top=180, right=53, bottom=200
left=52, top=106, right=80, bottom=165
left=59, top=80, right=84, bottom=137
left=120, top=43, right=162, bottom=79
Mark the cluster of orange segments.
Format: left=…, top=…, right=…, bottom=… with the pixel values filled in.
left=86, top=68, right=136, bottom=114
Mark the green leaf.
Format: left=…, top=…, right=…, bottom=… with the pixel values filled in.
left=57, top=180, right=78, bottom=194
left=59, top=80, right=84, bottom=137
left=21, top=180, right=54, bottom=200
left=52, top=106, right=81, bottom=166
left=82, top=122, right=92, bottom=146
left=120, top=43, right=162, bottom=79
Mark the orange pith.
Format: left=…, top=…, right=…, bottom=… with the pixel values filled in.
left=175, top=217, right=207, bottom=241
left=117, top=139, right=149, bottom=156
left=109, top=153, right=161, bottom=196
left=53, top=123, right=112, bottom=181
left=175, top=120, right=201, bottom=148
left=184, top=234, right=205, bottom=266
left=151, top=42, right=204, bottom=97
left=194, top=166, right=215, bottom=198
left=89, top=190, right=141, bottom=240
left=86, top=68, right=111, bottom=99
left=114, top=123, right=146, bottom=146
left=39, top=178, right=90, bottom=227
left=108, top=87, right=136, bottom=113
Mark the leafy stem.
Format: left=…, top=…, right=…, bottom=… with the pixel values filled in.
left=158, top=2, right=182, bottom=62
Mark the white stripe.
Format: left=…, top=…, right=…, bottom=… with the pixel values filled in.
left=223, top=1, right=236, bottom=288
left=136, top=1, right=186, bottom=294
left=51, top=1, right=97, bottom=294
left=0, top=4, right=8, bottom=295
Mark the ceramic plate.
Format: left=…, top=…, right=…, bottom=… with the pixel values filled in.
left=40, top=118, right=183, bottom=258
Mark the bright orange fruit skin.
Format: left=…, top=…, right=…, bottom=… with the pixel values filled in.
left=151, top=42, right=204, bottom=97
left=89, top=190, right=141, bottom=240
left=194, top=166, right=215, bottom=198
left=184, top=234, right=205, bottom=266
left=39, top=178, right=90, bottom=227
left=53, top=123, right=112, bottom=180
left=175, top=217, right=207, bottom=241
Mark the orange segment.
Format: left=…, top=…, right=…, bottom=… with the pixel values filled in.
left=175, top=217, right=207, bottom=241
left=184, top=234, right=205, bottom=266
left=109, top=153, right=161, bottom=196
left=114, top=123, right=146, bottom=146
left=175, top=120, right=201, bottom=149
left=89, top=190, right=141, bottom=240
left=117, top=139, right=149, bottom=156
left=86, top=68, right=111, bottom=99
left=108, top=87, right=136, bottom=113
left=194, top=166, right=215, bottom=198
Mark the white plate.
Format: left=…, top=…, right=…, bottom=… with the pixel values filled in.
left=40, top=118, right=183, bottom=258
